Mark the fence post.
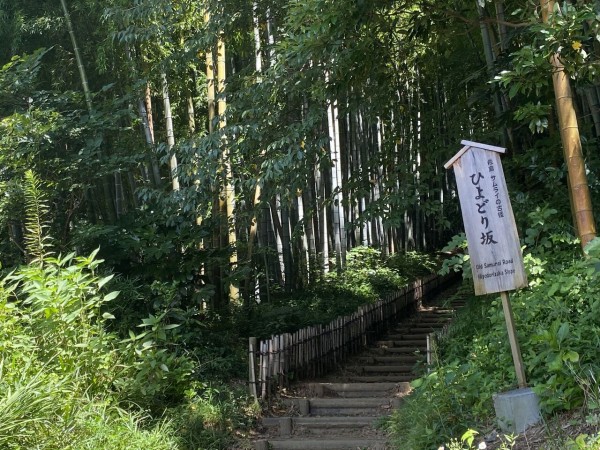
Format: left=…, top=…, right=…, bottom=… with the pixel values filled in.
left=427, top=332, right=439, bottom=372
left=249, top=273, right=452, bottom=401
left=249, top=337, right=258, bottom=400
left=260, top=340, right=268, bottom=399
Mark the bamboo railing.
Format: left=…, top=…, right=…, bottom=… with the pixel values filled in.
left=248, top=272, right=458, bottom=400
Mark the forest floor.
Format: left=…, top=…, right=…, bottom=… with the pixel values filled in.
left=485, top=408, right=600, bottom=450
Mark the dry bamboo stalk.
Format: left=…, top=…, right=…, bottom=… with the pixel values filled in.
left=272, top=337, right=278, bottom=383
left=260, top=341, right=267, bottom=399
left=267, top=339, right=273, bottom=395
left=278, top=335, right=284, bottom=384
left=249, top=337, right=258, bottom=399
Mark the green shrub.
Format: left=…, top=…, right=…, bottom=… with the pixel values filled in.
left=0, top=250, right=199, bottom=448
left=386, top=251, right=439, bottom=278
left=385, top=231, right=600, bottom=449
left=241, top=247, right=435, bottom=338
left=68, top=402, right=179, bottom=450
left=169, top=382, right=257, bottom=450
left=0, top=171, right=253, bottom=450
left=1, top=250, right=121, bottom=393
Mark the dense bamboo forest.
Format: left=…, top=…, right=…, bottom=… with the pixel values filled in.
left=3, top=0, right=600, bottom=448
left=3, top=0, right=600, bottom=302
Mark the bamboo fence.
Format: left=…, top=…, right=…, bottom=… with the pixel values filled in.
left=249, top=272, right=458, bottom=400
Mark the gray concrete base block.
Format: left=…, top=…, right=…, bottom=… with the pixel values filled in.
left=254, top=440, right=268, bottom=450
left=279, top=417, right=292, bottom=437
left=298, top=398, right=310, bottom=416
left=493, top=387, right=541, bottom=434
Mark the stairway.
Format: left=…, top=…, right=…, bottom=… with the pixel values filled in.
left=253, top=293, right=465, bottom=450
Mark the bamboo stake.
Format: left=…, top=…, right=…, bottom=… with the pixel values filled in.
left=249, top=337, right=258, bottom=399
left=260, top=341, right=267, bottom=399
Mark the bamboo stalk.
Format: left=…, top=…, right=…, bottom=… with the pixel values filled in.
left=540, top=0, right=597, bottom=250
left=60, top=0, right=93, bottom=113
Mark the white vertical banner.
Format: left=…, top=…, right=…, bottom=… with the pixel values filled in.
left=445, top=141, right=528, bottom=296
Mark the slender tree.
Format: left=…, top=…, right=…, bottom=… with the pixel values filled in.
left=541, top=0, right=597, bottom=249
left=161, top=72, right=180, bottom=191
left=59, top=0, right=92, bottom=113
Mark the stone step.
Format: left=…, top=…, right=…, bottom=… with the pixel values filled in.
left=384, top=333, right=429, bottom=340
left=368, top=346, right=425, bottom=355
left=416, top=308, right=455, bottom=320
left=348, top=365, right=414, bottom=374
left=282, top=397, right=396, bottom=416
left=255, top=437, right=388, bottom=450
left=355, top=355, right=421, bottom=365
left=418, top=312, right=454, bottom=318
left=376, top=339, right=425, bottom=347
left=417, top=314, right=453, bottom=320
left=421, top=308, right=455, bottom=313
left=345, top=374, right=414, bottom=383
left=262, top=415, right=382, bottom=436
left=391, top=326, right=440, bottom=334
left=304, top=382, right=409, bottom=398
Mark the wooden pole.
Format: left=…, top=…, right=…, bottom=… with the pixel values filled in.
left=249, top=337, right=258, bottom=399
left=500, top=291, right=527, bottom=388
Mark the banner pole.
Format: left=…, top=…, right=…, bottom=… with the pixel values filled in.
left=500, top=291, right=527, bottom=388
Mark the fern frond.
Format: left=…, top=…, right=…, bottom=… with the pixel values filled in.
left=23, top=170, right=52, bottom=263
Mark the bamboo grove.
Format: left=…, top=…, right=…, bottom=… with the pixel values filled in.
left=2, top=0, right=600, bottom=308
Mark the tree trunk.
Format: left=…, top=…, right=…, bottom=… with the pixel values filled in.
left=114, top=171, right=123, bottom=218
left=315, top=165, right=329, bottom=273
left=476, top=1, right=503, bottom=120
left=60, top=0, right=92, bottom=112
left=61, top=0, right=118, bottom=224
left=161, top=72, right=180, bottom=191
left=138, top=97, right=161, bottom=187
left=541, top=0, right=597, bottom=250
left=243, top=3, right=265, bottom=303
left=494, top=0, right=508, bottom=53
left=281, top=204, right=293, bottom=292
left=187, top=69, right=196, bottom=135
left=327, top=92, right=346, bottom=271
left=144, top=84, right=162, bottom=186
left=216, top=32, right=239, bottom=302
left=585, top=87, right=600, bottom=137
left=205, top=13, right=224, bottom=308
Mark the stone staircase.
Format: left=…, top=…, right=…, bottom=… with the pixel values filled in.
left=253, top=293, right=465, bottom=450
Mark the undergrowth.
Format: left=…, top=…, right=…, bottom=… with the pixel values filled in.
left=0, top=171, right=256, bottom=450
left=384, top=208, right=600, bottom=449
left=240, top=247, right=440, bottom=338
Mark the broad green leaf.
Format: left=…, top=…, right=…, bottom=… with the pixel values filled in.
left=103, top=291, right=119, bottom=302
left=562, top=350, right=579, bottom=363
left=97, top=275, right=114, bottom=289
left=557, top=322, right=570, bottom=344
